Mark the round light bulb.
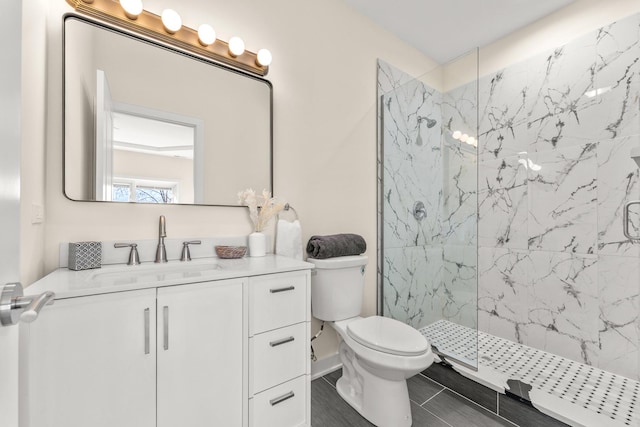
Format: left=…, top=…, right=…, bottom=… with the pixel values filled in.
left=197, top=24, right=216, bottom=46
left=256, top=48, right=272, bottom=67
left=228, top=36, right=245, bottom=57
left=161, top=9, right=182, bottom=34
left=120, top=0, right=143, bottom=19
left=467, top=136, right=476, bottom=146
left=452, top=130, right=462, bottom=140
left=460, top=133, right=469, bottom=142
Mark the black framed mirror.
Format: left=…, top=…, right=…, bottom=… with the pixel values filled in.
left=64, top=16, right=273, bottom=206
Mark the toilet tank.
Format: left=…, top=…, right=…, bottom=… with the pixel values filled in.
left=308, top=255, right=368, bottom=321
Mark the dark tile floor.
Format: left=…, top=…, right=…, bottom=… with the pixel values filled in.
left=311, top=369, right=517, bottom=427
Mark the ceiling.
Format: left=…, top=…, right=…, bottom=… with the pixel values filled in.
left=113, top=112, right=195, bottom=159
left=343, top=0, right=577, bottom=64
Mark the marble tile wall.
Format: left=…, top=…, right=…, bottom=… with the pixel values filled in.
left=380, top=11, right=640, bottom=380
left=477, top=13, right=640, bottom=379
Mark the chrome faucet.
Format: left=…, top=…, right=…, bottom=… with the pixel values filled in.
left=180, top=240, right=201, bottom=262
left=155, top=215, right=168, bottom=263
left=114, top=243, right=141, bottom=265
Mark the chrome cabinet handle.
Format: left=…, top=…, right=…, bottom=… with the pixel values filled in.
left=163, top=306, right=169, bottom=350
left=623, top=201, right=640, bottom=240
left=269, top=336, right=295, bottom=347
left=269, top=286, right=295, bottom=294
left=269, top=391, right=295, bottom=406
left=144, top=308, right=150, bottom=355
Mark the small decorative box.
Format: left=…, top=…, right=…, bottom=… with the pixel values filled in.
left=68, top=241, right=102, bottom=271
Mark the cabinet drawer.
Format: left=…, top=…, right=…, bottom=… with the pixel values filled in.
left=250, top=375, right=307, bottom=427
left=249, top=272, right=307, bottom=335
left=250, top=322, right=307, bottom=394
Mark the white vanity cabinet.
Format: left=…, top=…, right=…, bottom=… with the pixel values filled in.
left=248, top=271, right=311, bottom=427
left=21, top=256, right=312, bottom=427
left=156, top=278, right=245, bottom=427
left=24, top=279, right=244, bottom=427
left=23, top=289, right=158, bottom=427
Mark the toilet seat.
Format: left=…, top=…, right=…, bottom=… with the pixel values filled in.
left=346, top=316, right=429, bottom=357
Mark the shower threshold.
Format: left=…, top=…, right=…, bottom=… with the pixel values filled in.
left=420, top=320, right=639, bottom=427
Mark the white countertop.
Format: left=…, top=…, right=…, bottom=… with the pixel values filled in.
left=27, top=255, right=313, bottom=299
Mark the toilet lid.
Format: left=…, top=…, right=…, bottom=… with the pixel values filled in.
left=346, top=316, right=429, bottom=357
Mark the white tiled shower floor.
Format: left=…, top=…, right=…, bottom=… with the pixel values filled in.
left=420, top=320, right=640, bottom=427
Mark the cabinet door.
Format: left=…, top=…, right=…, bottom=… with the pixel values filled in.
left=157, top=278, right=245, bottom=427
left=23, top=289, right=157, bottom=427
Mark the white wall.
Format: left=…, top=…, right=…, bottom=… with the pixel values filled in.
left=20, top=0, right=48, bottom=287
left=35, top=0, right=437, bottom=362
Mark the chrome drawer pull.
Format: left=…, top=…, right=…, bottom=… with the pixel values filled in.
left=269, top=391, right=295, bottom=406
left=269, top=336, right=295, bottom=347
left=269, top=286, right=295, bottom=294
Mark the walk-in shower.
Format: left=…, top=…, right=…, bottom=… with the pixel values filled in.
left=378, top=11, right=640, bottom=427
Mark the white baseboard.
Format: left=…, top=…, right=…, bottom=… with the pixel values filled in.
left=311, top=353, right=341, bottom=380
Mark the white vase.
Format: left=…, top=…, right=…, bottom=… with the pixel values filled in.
left=249, top=231, right=266, bottom=257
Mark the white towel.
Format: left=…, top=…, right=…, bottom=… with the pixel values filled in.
left=276, top=219, right=303, bottom=260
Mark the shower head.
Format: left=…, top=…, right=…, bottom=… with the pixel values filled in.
left=631, top=146, right=640, bottom=168
left=417, top=116, right=437, bottom=129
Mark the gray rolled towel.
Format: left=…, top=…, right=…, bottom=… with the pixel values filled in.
left=306, top=234, right=366, bottom=259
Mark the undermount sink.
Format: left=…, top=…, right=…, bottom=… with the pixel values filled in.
left=88, top=259, right=233, bottom=285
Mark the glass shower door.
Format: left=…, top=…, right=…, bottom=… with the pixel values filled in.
left=378, top=50, right=479, bottom=369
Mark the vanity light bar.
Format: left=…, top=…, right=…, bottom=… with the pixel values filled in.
left=66, top=0, right=270, bottom=76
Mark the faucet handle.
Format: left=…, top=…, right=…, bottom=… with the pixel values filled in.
left=180, top=240, right=201, bottom=262
left=114, top=243, right=141, bottom=265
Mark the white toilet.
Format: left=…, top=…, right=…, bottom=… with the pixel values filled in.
left=309, top=255, right=434, bottom=427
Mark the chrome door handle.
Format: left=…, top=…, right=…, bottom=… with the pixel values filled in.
left=0, top=283, right=55, bottom=327
left=623, top=201, right=640, bottom=240
left=19, top=291, right=55, bottom=323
